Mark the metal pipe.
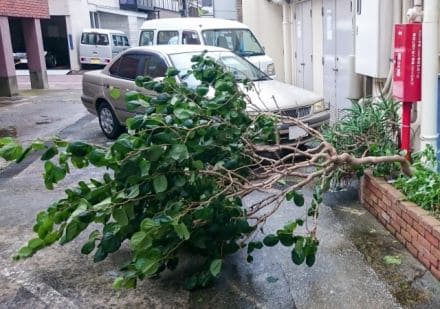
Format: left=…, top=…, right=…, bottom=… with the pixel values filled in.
left=282, top=3, right=292, bottom=83
left=420, top=0, right=439, bottom=150
left=402, top=102, right=412, bottom=158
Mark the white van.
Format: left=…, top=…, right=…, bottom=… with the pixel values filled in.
left=79, top=29, right=130, bottom=68
left=139, top=18, right=276, bottom=77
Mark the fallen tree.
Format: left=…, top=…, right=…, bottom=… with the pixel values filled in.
left=0, top=55, right=411, bottom=290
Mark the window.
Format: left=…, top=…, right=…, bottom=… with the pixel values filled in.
left=123, top=36, right=130, bottom=46
left=157, top=31, right=179, bottom=45
left=112, top=35, right=118, bottom=46
left=142, top=55, right=168, bottom=78
left=109, top=58, right=122, bottom=75
left=182, top=31, right=201, bottom=45
left=81, top=33, right=109, bottom=46
left=139, top=30, right=154, bottom=46
left=110, top=54, right=141, bottom=80
left=202, top=29, right=264, bottom=57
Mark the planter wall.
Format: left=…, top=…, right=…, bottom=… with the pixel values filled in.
left=360, top=171, right=440, bottom=280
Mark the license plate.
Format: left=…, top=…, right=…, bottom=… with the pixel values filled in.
left=90, top=58, right=101, bottom=64
left=289, top=126, right=308, bottom=140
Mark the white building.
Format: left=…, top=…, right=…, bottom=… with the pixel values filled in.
left=48, top=0, right=183, bottom=71
left=201, top=0, right=238, bottom=20
left=242, top=0, right=439, bottom=151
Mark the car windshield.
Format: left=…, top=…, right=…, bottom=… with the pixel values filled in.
left=202, top=29, right=265, bottom=57
left=169, top=51, right=270, bottom=88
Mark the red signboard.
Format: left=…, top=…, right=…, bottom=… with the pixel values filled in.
left=393, top=23, right=422, bottom=102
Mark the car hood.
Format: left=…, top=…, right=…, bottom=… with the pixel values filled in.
left=242, top=79, right=323, bottom=112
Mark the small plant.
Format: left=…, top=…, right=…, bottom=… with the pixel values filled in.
left=394, top=145, right=440, bottom=217
left=323, top=97, right=401, bottom=186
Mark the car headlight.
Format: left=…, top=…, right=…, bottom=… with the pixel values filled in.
left=313, top=100, right=326, bottom=113
left=266, top=63, right=275, bottom=76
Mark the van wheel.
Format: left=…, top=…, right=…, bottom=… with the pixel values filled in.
left=98, top=102, right=123, bottom=139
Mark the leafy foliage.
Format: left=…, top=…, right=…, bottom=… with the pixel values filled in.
left=323, top=98, right=401, bottom=184
left=0, top=54, right=319, bottom=290
left=394, top=145, right=440, bottom=217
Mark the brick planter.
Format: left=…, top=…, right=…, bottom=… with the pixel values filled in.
left=360, top=171, right=440, bottom=280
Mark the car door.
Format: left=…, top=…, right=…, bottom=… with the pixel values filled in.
left=104, top=53, right=143, bottom=122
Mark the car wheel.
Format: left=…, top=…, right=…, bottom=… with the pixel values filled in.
left=98, top=102, right=123, bottom=139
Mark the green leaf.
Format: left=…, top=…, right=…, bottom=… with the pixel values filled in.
left=286, top=191, right=305, bottom=207
left=209, top=259, right=222, bottom=277
left=15, top=246, right=33, bottom=259
left=130, top=231, right=148, bottom=248
left=28, top=238, right=45, bottom=251
left=306, top=254, right=316, bottom=267
left=100, top=232, right=121, bottom=253
left=140, top=218, right=157, bottom=231
left=109, top=87, right=121, bottom=99
left=263, top=234, right=279, bottom=247
left=0, top=141, right=23, bottom=161
left=139, top=159, right=151, bottom=176
left=67, top=142, right=91, bottom=157
left=174, top=223, right=190, bottom=240
left=169, top=144, right=189, bottom=162
left=196, top=86, right=209, bottom=96
left=383, top=255, right=402, bottom=265
left=153, top=175, right=168, bottom=193
left=81, top=239, right=96, bottom=255
left=60, top=220, right=84, bottom=245
left=113, top=207, right=128, bottom=226
left=41, top=146, right=58, bottom=161
left=291, top=250, right=305, bottom=265
left=174, top=108, right=195, bottom=120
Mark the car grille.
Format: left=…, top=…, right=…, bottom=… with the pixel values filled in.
left=281, top=106, right=311, bottom=119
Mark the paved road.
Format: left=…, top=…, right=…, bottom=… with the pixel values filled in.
left=0, top=89, right=439, bottom=308
left=16, top=74, right=83, bottom=91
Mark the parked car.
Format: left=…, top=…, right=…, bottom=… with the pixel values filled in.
left=81, top=45, right=329, bottom=142
left=139, top=18, right=276, bottom=78
left=79, top=28, right=130, bottom=69
left=13, top=51, right=57, bottom=68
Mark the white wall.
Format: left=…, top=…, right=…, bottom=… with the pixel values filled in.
left=214, top=0, right=237, bottom=20
left=242, top=0, right=284, bottom=81
left=66, top=0, right=92, bottom=70
left=88, top=0, right=120, bottom=8
left=311, top=0, right=323, bottom=95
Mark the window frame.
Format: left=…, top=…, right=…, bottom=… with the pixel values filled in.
left=139, top=52, right=169, bottom=79
left=157, top=30, right=179, bottom=45
left=108, top=53, right=144, bottom=81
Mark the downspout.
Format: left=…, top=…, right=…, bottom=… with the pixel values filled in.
left=282, top=3, right=292, bottom=83
left=420, top=0, right=439, bottom=150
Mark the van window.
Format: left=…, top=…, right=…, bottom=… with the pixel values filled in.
left=122, top=36, right=129, bottom=46
left=81, top=33, right=109, bottom=46
left=111, top=54, right=142, bottom=80
left=112, top=35, right=123, bottom=46
left=142, top=55, right=168, bottom=78
left=182, top=31, right=201, bottom=45
left=140, top=30, right=154, bottom=46
left=202, top=29, right=264, bottom=57
left=158, top=31, right=179, bottom=45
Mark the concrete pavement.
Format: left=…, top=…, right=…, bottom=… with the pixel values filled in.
left=0, top=89, right=439, bottom=308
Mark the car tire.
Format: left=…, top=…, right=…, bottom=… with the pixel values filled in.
left=98, top=102, right=124, bottom=139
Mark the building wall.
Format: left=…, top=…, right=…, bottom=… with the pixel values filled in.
left=0, top=0, right=49, bottom=19
left=242, top=0, right=284, bottom=81
left=214, top=0, right=237, bottom=20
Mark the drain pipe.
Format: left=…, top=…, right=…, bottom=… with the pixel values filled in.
left=420, top=0, right=439, bottom=151
left=282, top=3, right=292, bottom=83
